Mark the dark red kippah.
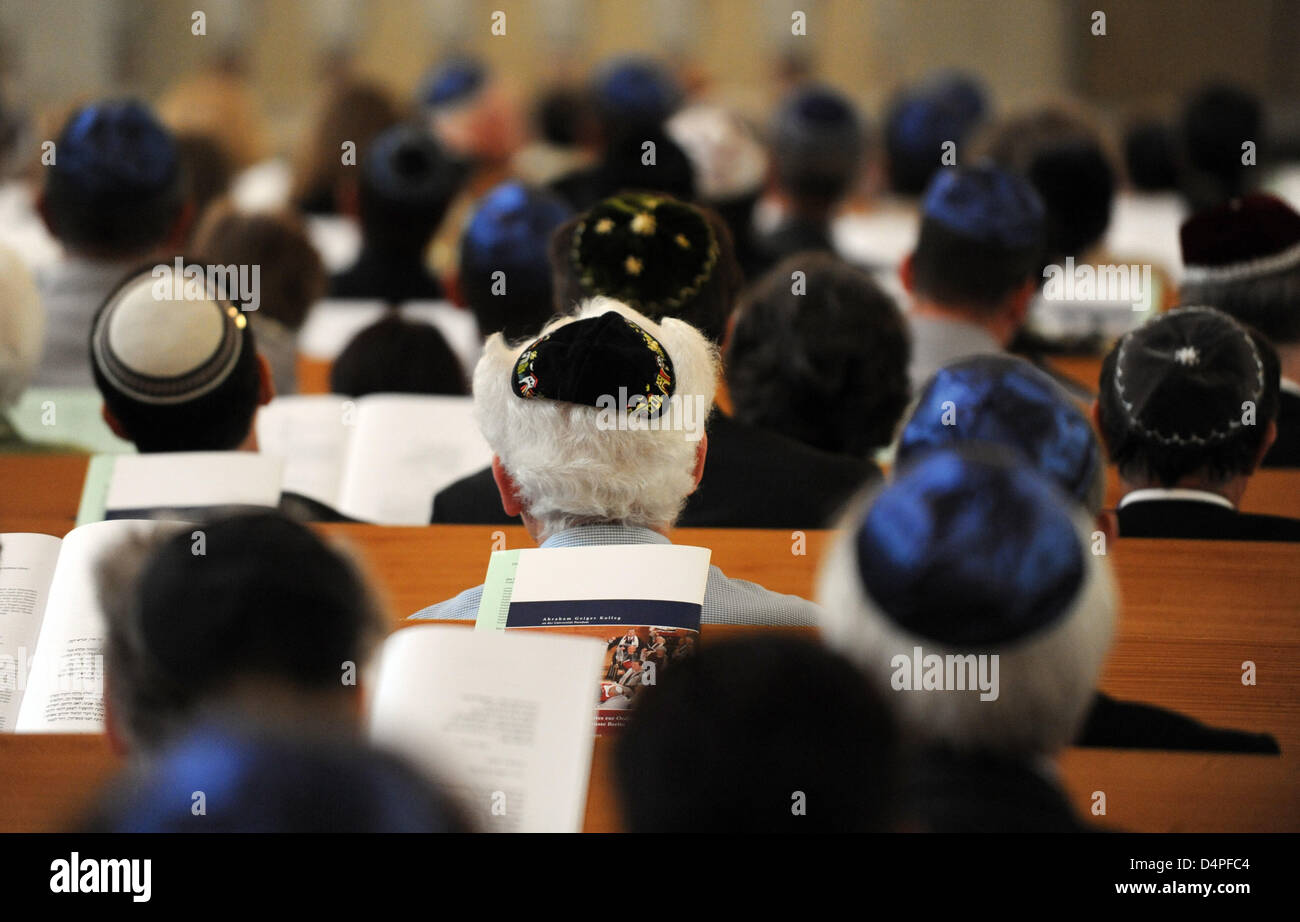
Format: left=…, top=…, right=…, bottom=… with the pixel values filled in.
left=511, top=312, right=675, bottom=418
left=1180, top=194, right=1300, bottom=279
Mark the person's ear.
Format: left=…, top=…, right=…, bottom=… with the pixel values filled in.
left=100, top=404, right=130, bottom=440
left=899, top=252, right=916, bottom=294
left=255, top=353, right=275, bottom=405
left=36, top=191, right=56, bottom=237
left=1096, top=510, right=1118, bottom=546
left=444, top=271, right=465, bottom=308
left=690, top=432, right=708, bottom=492
left=336, top=177, right=361, bottom=220
left=1006, top=278, right=1036, bottom=328
left=491, top=455, right=524, bottom=517
left=1252, top=419, right=1278, bottom=471
left=166, top=200, right=196, bottom=248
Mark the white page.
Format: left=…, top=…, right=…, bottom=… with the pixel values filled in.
left=0, top=534, right=62, bottom=731
left=295, top=299, right=387, bottom=359
left=15, top=520, right=172, bottom=733
left=103, top=452, right=283, bottom=519
left=510, top=545, right=711, bottom=604
left=255, top=395, right=351, bottom=508
left=336, top=395, right=492, bottom=525
left=367, top=625, right=605, bottom=833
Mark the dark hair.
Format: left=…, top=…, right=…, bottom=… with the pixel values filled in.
left=910, top=219, right=1042, bottom=312
left=81, top=722, right=470, bottom=832
left=1179, top=269, right=1300, bottom=347
left=192, top=201, right=326, bottom=330
left=292, top=78, right=405, bottom=214
left=596, top=130, right=697, bottom=204
left=726, top=252, right=911, bottom=456
left=357, top=125, right=464, bottom=254
left=1181, top=83, right=1263, bottom=206
left=1097, top=307, right=1280, bottom=487
left=615, top=636, right=898, bottom=833
left=770, top=86, right=864, bottom=208
left=536, top=86, right=598, bottom=147
left=330, top=313, right=467, bottom=397
left=984, top=109, right=1116, bottom=265
left=549, top=202, right=742, bottom=345
left=174, top=132, right=233, bottom=228
left=90, top=267, right=263, bottom=453
left=1123, top=119, right=1179, bottom=192
left=101, top=513, right=383, bottom=752
left=43, top=102, right=182, bottom=255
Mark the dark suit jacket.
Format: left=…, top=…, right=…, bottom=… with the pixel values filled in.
left=1116, top=497, right=1300, bottom=542
left=1078, top=692, right=1279, bottom=753
left=1263, top=390, right=1300, bottom=467
left=430, top=412, right=877, bottom=529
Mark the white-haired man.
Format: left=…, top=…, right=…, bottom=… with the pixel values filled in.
left=816, top=444, right=1117, bottom=831
left=411, top=298, right=820, bottom=626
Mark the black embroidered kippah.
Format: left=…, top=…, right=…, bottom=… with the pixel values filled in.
left=570, top=191, right=718, bottom=312
left=511, top=312, right=676, bottom=418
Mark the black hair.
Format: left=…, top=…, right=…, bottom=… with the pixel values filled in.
left=770, top=88, right=864, bottom=209
left=615, top=636, right=898, bottom=832
left=597, top=130, right=697, bottom=204
left=1181, top=83, right=1263, bottom=207
left=90, top=267, right=263, bottom=453
left=43, top=105, right=182, bottom=255
left=726, top=252, right=911, bottom=457
left=536, top=87, right=597, bottom=147
left=102, top=512, right=384, bottom=752
left=549, top=202, right=742, bottom=346
left=1123, top=119, right=1179, bottom=192
left=357, top=125, right=464, bottom=254
left=81, top=722, right=471, bottom=832
left=1097, top=307, right=1280, bottom=487
left=329, top=313, right=467, bottom=397
left=910, top=219, right=1043, bottom=312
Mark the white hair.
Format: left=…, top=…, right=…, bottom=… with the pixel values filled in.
left=472, top=297, right=718, bottom=539
left=815, top=492, right=1116, bottom=757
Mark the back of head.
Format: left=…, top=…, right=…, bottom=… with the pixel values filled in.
left=726, top=251, right=910, bottom=456
left=44, top=100, right=181, bottom=257
left=358, top=124, right=464, bottom=253
left=0, top=243, right=44, bottom=409
left=1178, top=194, right=1300, bottom=346
left=174, top=133, right=234, bottom=229
left=769, top=83, right=865, bottom=208
left=615, top=636, right=898, bottom=832
left=473, top=298, right=717, bottom=538
left=984, top=109, right=1116, bottom=265
left=898, top=355, right=1104, bottom=515
left=590, top=57, right=684, bottom=140
left=816, top=445, right=1116, bottom=757
left=1181, top=83, right=1263, bottom=207
left=292, top=77, right=404, bottom=213
left=102, top=511, right=382, bottom=753
left=192, top=200, right=326, bottom=330
left=1097, top=306, right=1280, bottom=487
left=90, top=262, right=263, bottom=452
left=597, top=130, right=697, bottom=204
left=83, top=722, right=470, bottom=832
left=329, top=313, right=466, bottom=397
left=885, top=72, right=988, bottom=197
left=550, top=190, right=742, bottom=344
left=458, top=181, right=572, bottom=341
left=910, top=164, right=1045, bottom=312
left=1123, top=119, right=1179, bottom=192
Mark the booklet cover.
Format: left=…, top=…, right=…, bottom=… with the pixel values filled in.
left=473, top=544, right=711, bottom=735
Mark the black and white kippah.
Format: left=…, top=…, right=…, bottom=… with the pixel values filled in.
left=1111, top=306, right=1264, bottom=446
left=91, top=265, right=247, bottom=405
left=511, top=311, right=675, bottom=419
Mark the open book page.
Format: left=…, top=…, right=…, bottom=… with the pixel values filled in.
left=255, top=395, right=351, bottom=508
left=79, top=452, right=284, bottom=522
left=475, top=545, right=711, bottom=735
left=0, top=534, right=62, bottom=730
left=367, top=625, right=605, bottom=833
left=335, top=395, right=492, bottom=525
left=15, top=520, right=173, bottom=733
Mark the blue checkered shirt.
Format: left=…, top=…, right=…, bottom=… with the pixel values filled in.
left=408, top=524, right=822, bottom=626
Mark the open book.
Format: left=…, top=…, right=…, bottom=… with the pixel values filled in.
left=0, top=520, right=173, bottom=732
left=367, top=625, right=606, bottom=833
left=474, top=544, right=711, bottom=735
left=76, top=452, right=284, bottom=526
left=255, top=394, right=492, bottom=525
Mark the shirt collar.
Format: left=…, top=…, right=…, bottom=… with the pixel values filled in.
left=540, top=524, right=672, bottom=548
left=1118, top=487, right=1235, bottom=511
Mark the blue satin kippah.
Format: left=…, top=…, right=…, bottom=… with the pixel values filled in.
left=890, top=74, right=986, bottom=157
left=56, top=100, right=177, bottom=192
left=898, top=356, right=1100, bottom=508
left=921, top=164, right=1045, bottom=248
left=593, top=57, right=682, bottom=123
left=421, top=59, right=486, bottom=108
left=855, top=448, right=1086, bottom=646
left=363, top=124, right=457, bottom=203
left=462, top=181, right=573, bottom=268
